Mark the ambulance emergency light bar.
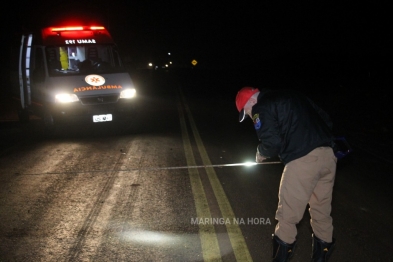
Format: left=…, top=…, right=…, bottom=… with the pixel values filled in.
left=41, top=25, right=113, bottom=45
left=51, top=26, right=106, bottom=32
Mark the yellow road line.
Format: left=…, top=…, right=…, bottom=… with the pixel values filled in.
left=180, top=93, right=253, bottom=262
left=177, top=98, right=222, bottom=262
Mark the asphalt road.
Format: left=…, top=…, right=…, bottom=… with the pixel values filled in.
left=0, top=71, right=392, bottom=261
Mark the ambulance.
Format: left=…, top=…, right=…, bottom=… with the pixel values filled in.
left=18, top=25, right=137, bottom=130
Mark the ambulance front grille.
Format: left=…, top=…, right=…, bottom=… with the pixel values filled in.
left=79, top=94, right=119, bottom=105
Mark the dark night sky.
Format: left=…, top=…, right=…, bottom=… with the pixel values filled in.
left=7, top=1, right=393, bottom=66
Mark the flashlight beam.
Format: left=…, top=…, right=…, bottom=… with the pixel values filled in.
left=31, top=161, right=282, bottom=176
left=137, top=161, right=282, bottom=171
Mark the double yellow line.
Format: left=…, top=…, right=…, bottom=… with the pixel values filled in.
left=177, top=90, right=252, bottom=262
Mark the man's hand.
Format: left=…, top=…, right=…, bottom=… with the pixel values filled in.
left=256, top=152, right=267, bottom=163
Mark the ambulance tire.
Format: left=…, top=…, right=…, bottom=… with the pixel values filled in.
left=18, top=108, right=30, bottom=123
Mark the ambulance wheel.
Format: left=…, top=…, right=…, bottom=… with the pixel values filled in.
left=18, top=108, right=30, bottom=123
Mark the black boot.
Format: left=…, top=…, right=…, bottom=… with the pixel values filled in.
left=311, top=234, right=335, bottom=262
left=272, top=234, right=296, bottom=262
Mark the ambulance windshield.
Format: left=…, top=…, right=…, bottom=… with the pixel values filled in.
left=46, top=45, right=125, bottom=76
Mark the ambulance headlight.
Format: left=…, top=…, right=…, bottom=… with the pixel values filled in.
left=120, top=88, right=136, bottom=99
left=55, top=93, right=79, bottom=103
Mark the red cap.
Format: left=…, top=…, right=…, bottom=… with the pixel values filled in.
left=236, top=87, right=259, bottom=122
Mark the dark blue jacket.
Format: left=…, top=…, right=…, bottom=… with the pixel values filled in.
left=253, top=88, right=334, bottom=164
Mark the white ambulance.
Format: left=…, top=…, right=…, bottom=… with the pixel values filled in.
left=18, top=25, right=137, bottom=130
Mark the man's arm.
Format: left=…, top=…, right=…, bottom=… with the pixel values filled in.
left=255, top=109, right=281, bottom=159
